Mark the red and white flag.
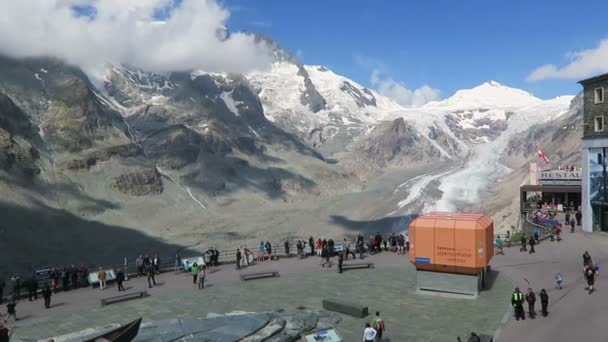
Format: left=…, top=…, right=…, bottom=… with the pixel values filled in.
left=537, top=148, right=550, bottom=164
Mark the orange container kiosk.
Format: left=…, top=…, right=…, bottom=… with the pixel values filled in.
left=408, top=212, right=494, bottom=275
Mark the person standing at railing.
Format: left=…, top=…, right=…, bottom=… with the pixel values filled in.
left=236, top=249, right=242, bottom=270
left=97, top=268, right=106, bottom=290
left=175, top=253, right=181, bottom=273
left=136, top=255, right=144, bottom=277
left=265, top=241, right=273, bottom=261
left=309, top=237, right=315, bottom=256
left=258, top=242, right=266, bottom=262
left=153, top=254, right=160, bottom=274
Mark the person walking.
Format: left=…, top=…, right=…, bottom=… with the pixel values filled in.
left=511, top=287, right=525, bottom=320
left=570, top=218, right=576, bottom=233
left=115, top=269, right=125, bottom=292
left=316, top=239, right=323, bottom=256
left=519, top=235, right=527, bottom=252
left=585, top=264, right=596, bottom=294
left=97, top=268, right=106, bottom=290
left=42, top=284, right=52, bottom=309
left=338, top=253, right=344, bottom=274
left=539, top=289, right=549, bottom=317
left=191, top=262, right=199, bottom=285
left=554, top=272, right=563, bottom=289
left=26, top=277, right=38, bottom=301
left=372, top=311, right=385, bottom=340
left=3, top=300, right=16, bottom=323
left=528, top=236, right=536, bottom=254
left=576, top=210, right=582, bottom=226
left=146, top=264, right=156, bottom=288
left=565, top=212, right=571, bottom=226
left=495, top=235, right=504, bottom=255
left=198, top=265, right=206, bottom=289
left=236, top=249, right=242, bottom=270
left=525, top=288, right=536, bottom=319
left=583, top=251, right=592, bottom=269
left=362, top=323, right=377, bottom=342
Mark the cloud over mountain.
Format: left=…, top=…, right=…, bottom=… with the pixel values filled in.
left=0, top=0, right=273, bottom=80
left=370, top=69, right=440, bottom=107
left=528, top=38, right=608, bottom=81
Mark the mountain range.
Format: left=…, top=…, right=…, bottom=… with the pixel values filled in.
left=0, top=36, right=581, bottom=274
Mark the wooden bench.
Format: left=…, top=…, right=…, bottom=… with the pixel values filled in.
left=101, top=291, right=148, bottom=306
left=341, top=262, right=374, bottom=270
left=240, top=271, right=280, bottom=281
left=322, top=299, right=368, bottom=318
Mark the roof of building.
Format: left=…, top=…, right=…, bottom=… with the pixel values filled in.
left=578, top=73, right=608, bottom=85
left=520, top=184, right=581, bottom=193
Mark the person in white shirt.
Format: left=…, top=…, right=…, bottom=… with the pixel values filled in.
left=362, top=323, right=377, bottom=342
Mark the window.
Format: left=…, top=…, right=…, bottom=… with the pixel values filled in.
left=595, top=116, right=604, bottom=132
left=595, top=87, right=604, bottom=104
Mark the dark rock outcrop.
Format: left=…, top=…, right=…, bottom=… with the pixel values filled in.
left=112, top=168, right=163, bottom=196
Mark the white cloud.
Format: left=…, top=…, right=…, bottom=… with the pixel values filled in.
left=370, top=69, right=440, bottom=107
left=527, top=38, right=608, bottom=81
left=0, top=0, right=273, bottom=81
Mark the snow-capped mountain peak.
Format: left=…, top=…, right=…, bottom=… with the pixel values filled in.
left=427, top=80, right=542, bottom=110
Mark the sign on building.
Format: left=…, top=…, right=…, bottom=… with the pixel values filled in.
left=538, top=170, right=582, bottom=186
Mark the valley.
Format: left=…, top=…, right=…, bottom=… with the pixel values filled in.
left=0, top=38, right=580, bottom=276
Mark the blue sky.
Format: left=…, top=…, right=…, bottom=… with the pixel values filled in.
left=224, top=0, right=608, bottom=100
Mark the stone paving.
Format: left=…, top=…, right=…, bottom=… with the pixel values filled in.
left=493, top=230, right=608, bottom=342
left=8, top=252, right=513, bottom=342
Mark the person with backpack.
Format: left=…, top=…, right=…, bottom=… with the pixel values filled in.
left=373, top=311, right=385, bottom=340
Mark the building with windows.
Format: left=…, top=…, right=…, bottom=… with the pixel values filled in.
left=520, top=163, right=581, bottom=215
left=580, top=73, right=608, bottom=232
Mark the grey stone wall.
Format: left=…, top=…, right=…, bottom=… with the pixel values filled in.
left=582, top=78, right=608, bottom=139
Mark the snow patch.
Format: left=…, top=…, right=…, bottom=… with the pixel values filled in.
left=220, top=90, right=243, bottom=117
